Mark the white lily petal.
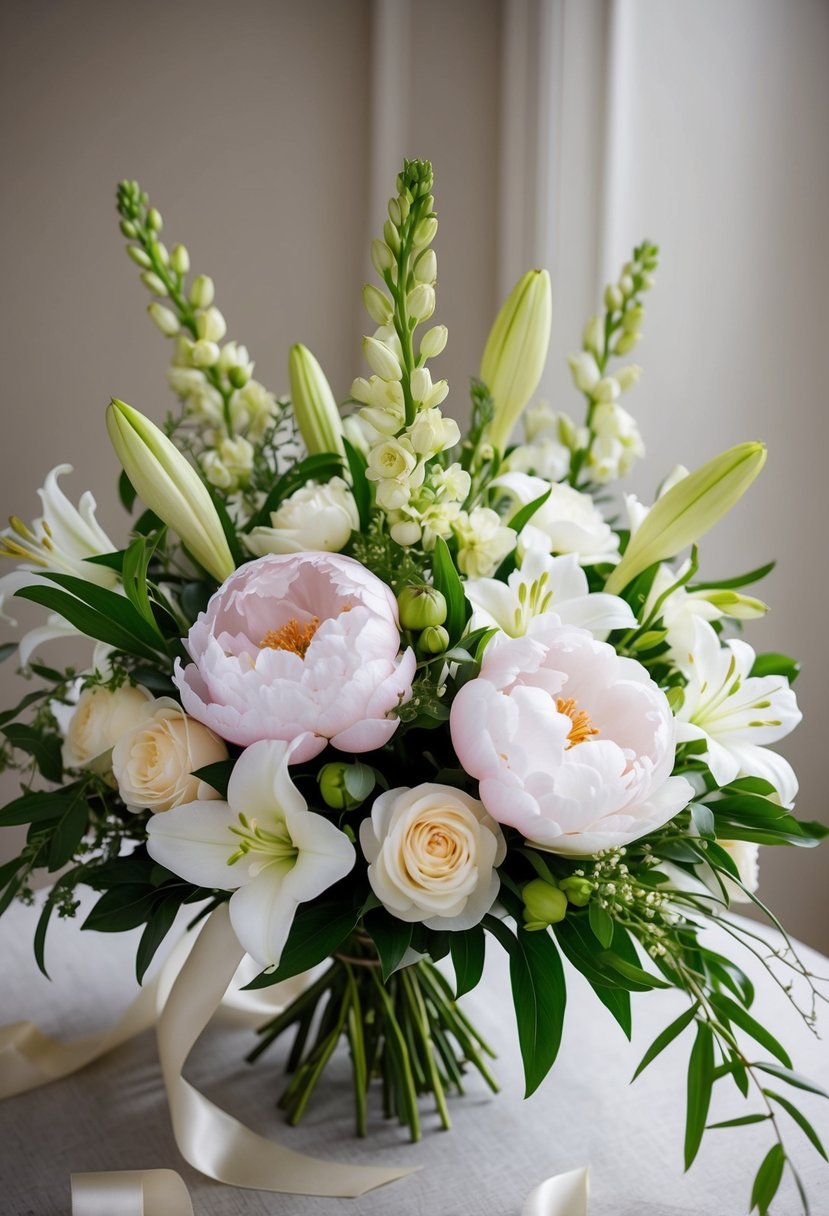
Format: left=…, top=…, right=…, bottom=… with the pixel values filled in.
left=147, top=800, right=243, bottom=890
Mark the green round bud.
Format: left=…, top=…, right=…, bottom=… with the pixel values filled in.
left=418, top=625, right=450, bottom=656
left=228, top=364, right=251, bottom=389
left=397, top=585, right=447, bottom=630
left=318, top=763, right=362, bottom=811
left=558, top=876, right=594, bottom=907
left=522, top=878, right=568, bottom=927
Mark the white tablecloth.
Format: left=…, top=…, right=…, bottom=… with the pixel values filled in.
left=1, top=894, right=827, bottom=1216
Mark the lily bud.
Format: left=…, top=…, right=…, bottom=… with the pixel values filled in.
left=482, top=268, right=552, bottom=453
left=703, top=590, right=768, bottom=619
left=363, top=335, right=403, bottom=381
left=288, top=344, right=345, bottom=458
left=106, top=399, right=235, bottom=583
left=147, top=303, right=180, bottom=337
left=397, top=585, right=447, bottom=630
left=604, top=442, right=767, bottom=596
left=189, top=274, right=215, bottom=309
left=522, top=878, right=568, bottom=929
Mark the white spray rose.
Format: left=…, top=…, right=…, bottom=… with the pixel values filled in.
left=112, top=697, right=229, bottom=813
left=63, top=684, right=154, bottom=772
left=244, top=477, right=359, bottom=557
left=360, top=784, right=506, bottom=930
left=453, top=507, right=516, bottom=577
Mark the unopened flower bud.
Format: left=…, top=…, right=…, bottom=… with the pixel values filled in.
left=289, top=343, right=345, bottom=457
left=120, top=219, right=138, bottom=239
left=615, top=364, right=642, bottom=392
left=127, top=245, right=152, bottom=268
left=482, top=268, right=552, bottom=454
left=362, top=284, right=394, bottom=327
left=196, top=306, right=227, bottom=342
left=170, top=244, right=190, bottom=275
left=619, top=274, right=634, bottom=297
left=397, top=584, right=447, bottom=630
left=150, top=240, right=169, bottom=266
left=408, top=283, right=435, bottom=321
left=420, top=324, right=448, bottom=360
left=371, top=239, right=394, bottom=277
left=593, top=376, right=620, bottom=404
left=147, top=207, right=163, bottom=232
left=189, top=274, right=215, bottom=309
left=141, top=271, right=168, bottom=297
left=414, top=248, right=437, bottom=284
left=582, top=314, right=604, bottom=357
left=383, top=219, right=401, bottom=254
left=148, top=303, right=180, bottom=337
left=318, top=762, right=363, bottom=810
left=604, top=284, right=624, bottom=311
left=522, top=878, right=568, bottom=929
left=363, top=335, right=403, bottom=381
left=623, top=305, right=644, bottom=334
left=418, top=624, right=450, bottom=656
left=413, top=216, right=438, bottom=248
left=641, top=273, right=656, bottom=290
left=191, top=339, right=220, bottom=367
left=567, top=352, right=601, bottom=394
left=228, top=364, right=251, bottom=389
left=390, top=519, right=422, bottom=547
left=559, top=876, right=594, bottom=907
left=614, top=333, right=640, bottom=355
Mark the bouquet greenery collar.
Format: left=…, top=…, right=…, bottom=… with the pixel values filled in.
left=0, top=159, right=826, bottom=1215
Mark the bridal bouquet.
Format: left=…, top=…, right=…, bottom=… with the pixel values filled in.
left=1, top=159, right=826, bottom=1214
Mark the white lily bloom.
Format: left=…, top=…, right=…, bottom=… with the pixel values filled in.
left=673, top=618, right=801, bottom=805
left=147, top=738, right=356, bottom=969
left=466, top=551, right=636, bottom=639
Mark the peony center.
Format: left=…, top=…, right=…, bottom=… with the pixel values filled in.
left=260, top=616, right=320, bottom=658
left=556, top=696, right=599, bottom=748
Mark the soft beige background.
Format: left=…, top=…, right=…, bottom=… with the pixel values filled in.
left=1, top=0, right=827, bottom=950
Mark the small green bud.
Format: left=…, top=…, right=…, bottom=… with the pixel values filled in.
left=388, top=197, right=402, bottom=227
left=613, top=332, right=640, bottom=355
left=150, top=239, right=169, bottom=266
left=371, top=239, right=395, bottom=277
left=397, top=585, right=447, bottom=630
left=414, top=248, right=437, bottom=284
left=622, top=305, right=644, bottom=334
left=419, top=324, right=448, bottom=360
left=147, top=207, right=163, bottom=232
left=318, top=762, right=363, bottom=810
left=147, top=302, right=180, bottom=337
left=170, top=244, right=190, bottom=275
left=418, top=625, right=450, bottom=656
left=558, top=876, right=594, bottom=907
left=362, top=283, right=394, bottom=327
left=619, top=273, right=634, bottom=297
left=140, top=271, right=168, bottom=297
left=604, top=284, right=624, bottom=312
left=522, top=878, right=568, bottom=928
left=407, top=283, right=435, bottom=321
left=189, top=274, right=215, bottom=309
left=383, top=219, right=401, bottom=254
left=120, top=219, right=138, bottom=239
left=228, top=364, right=251, bottom=389
left=413, top=216, right=438, bottom=248
left=127, top=244, right=151, bottom=269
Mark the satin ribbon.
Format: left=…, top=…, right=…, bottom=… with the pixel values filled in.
left=1, top=904, right=413, bottom=1196
left=69, top=1165, right=589, bottom=1215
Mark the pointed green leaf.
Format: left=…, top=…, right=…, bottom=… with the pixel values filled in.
left=450, top=925, right=486, bottom=998
left=709, top=993, right=792, bottom=1068
left=633, top=1003, right=698, bottom=1080
left=754, top=1063, right=829, bottom=1099
left=749, top=1143, right=785, bottom=1216
left=431, top=535, right=470, bottom=645
left=364, top=909, right=413, bottom=980
left=684, top=1021, right=715, bottom=1170
left=343, top=437, right=371, bottom=531
left=764, top=1090, right=828, bottom=1160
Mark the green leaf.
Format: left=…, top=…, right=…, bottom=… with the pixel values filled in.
left=450, top=925, right=485, bottom=998
left=485, top=916, right=566, bottom=1097
left=15, top=584, right=160, bottom=661
left=343, top=437, right=371, bottom=531
left=598, top=950, right=671, bottom=989
left=344, top=762, right=376, bottom=802
left=632, top=1003, right=698, bottom=1080
left=554, top=916, right=631, bottom=1036
left=691, top=560, right=775, bottom=592
left=136, top=896, right=182, bottom=984
left=244, top=898, right=361, bottom=987
left=709, top=993, right=792, bottom=1068
left=2, top=724, right=63, bottom=783
left=0, top=687, right=51, bottom=729
left=44, top=573, right=165, bottom=650
left=431, top=535, right=470, bottom=645
left=753, top=1062, right=829, bottom=1099
left=191, top=759, right=235, bottom=799
left=180, top=580, right=214, bottom=622
left=83, top=884, right=160, bottom=933
left=707, top=1113, right=772, bottom=1129
left=690, top=802, right=716, bottom=839
left=122, top=531, right=167, bottom=634
left=0, top=642, right=17, bottom=663
left=34, top=868, right=84, bottom=977
left=119, top=469, right=137, bottom=512
left=364, top=909, right=413, bottom=981
left=588, top=901, right=614, bottom=948
left=47, top=787, right=90, bottom=871
left=750, top=652, right=800, bottom=683
left=764, top=1089, right=828, bottom=1160
left=0, top=790, right=78, bottom=826
left=684, top=1021, right=715, bottom=1170
left=749, top=1143, right=785, bottom=1216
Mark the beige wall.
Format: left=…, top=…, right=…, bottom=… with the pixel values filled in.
left=1, top=0, right=828, bottom=950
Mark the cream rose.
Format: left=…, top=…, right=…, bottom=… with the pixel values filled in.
left=359, top=784, right=506, bottom=930
left=62, top=684, right=154, bottom=772
left=112, top=697, right=229, bottom=812
left=243, top=477, right=359, bottom=556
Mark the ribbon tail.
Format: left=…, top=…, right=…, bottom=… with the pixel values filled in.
left=523, top=1167, right=590, bottom=1216
left=157, top=903, right=416, bottom=1197
left=71, top=1168, right=194, bottom=1216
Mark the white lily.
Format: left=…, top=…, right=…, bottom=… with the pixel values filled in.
left=146, top=738, right=356, bottom=968
left=466, top=550, right=636, bottom=639
left=673, top=618, right=801, bottom=805
left=641, top=560, right=767, bottom=662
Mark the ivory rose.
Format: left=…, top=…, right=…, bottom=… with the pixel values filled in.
left=174, top=552, right=415, bottom=762
left=450, top=616, right=693, bottom=854
left=112, top=697, right=229, bottom=812
left=63, top=683, right=154, bottom=772
left=360, top=784, right=506, bottom=929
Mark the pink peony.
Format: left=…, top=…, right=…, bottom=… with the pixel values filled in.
left=174, top=552, right=415, bottom=763
left=450, top=615, right=692, bottom=855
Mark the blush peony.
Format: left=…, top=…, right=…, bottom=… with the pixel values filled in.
left=174, top=552, right=415, bottom=763
left=450, top=616, right=693, bottom=855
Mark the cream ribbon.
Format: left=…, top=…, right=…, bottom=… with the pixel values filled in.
left=1, top=903, right=413, bottom=1196
left=69, top=1165, right=589, bottom=1215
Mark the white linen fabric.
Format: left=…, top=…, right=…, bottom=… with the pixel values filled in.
left=1, top=893, right=827, bottom=1216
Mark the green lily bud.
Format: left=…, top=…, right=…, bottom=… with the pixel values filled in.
left=397, top=585, right=447, bottom=630
left=288, top=344, right=345, bottom=458
left=703, top=590, right=768, bottom=620
left=189, top=274, right=215, bottom=309
left=604, top=442, right=767, bottom=596
left=559, top=876, right=594, bottom=907
left=418, top=625, right=450, bottom=656
left=522, top=878, right=568, bottom=929
left=318, top=762, right=363, bottom=811
left=481, top=268, right=552, bottom=454
left=106, top=399, right=235, bottom=583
